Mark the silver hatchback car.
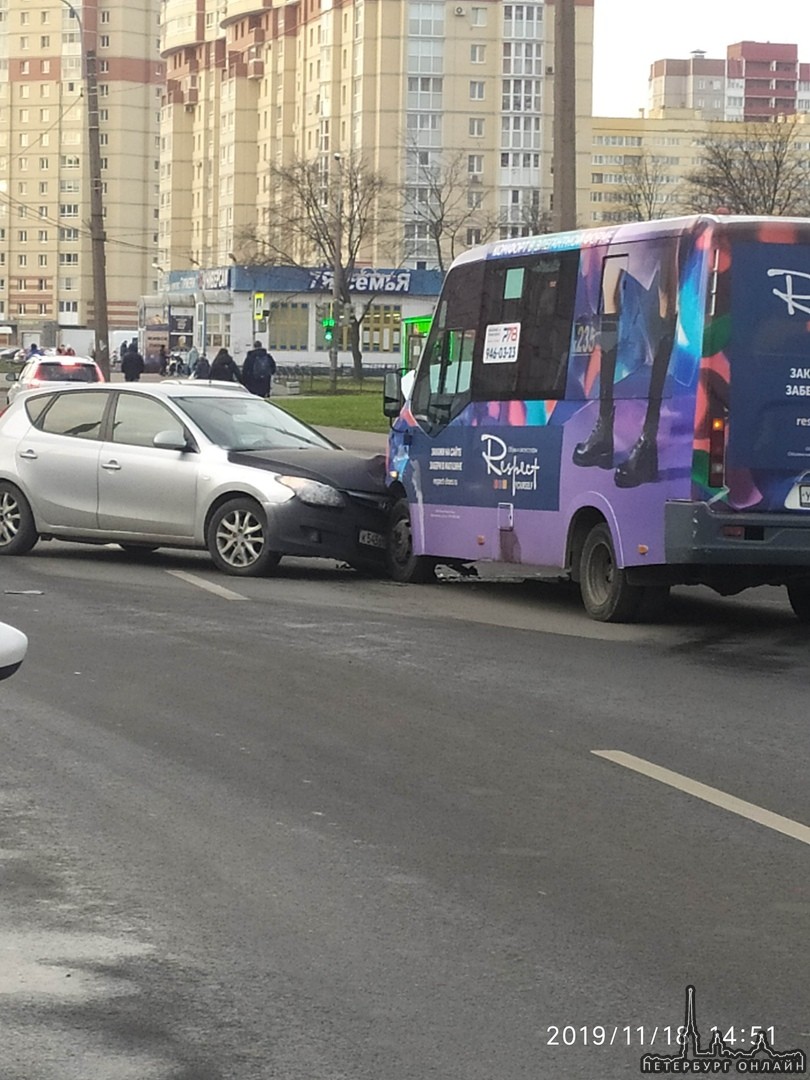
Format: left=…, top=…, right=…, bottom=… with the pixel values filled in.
left=0, top=383, right=390, bottom=576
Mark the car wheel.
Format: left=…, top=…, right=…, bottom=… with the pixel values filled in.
left=786, top=580, right=810, bottom=622
left=207, top=497, right=282, bottom=577
left=119, top=544, right=160, bottom=557
left=386, top=497, right=435, bottom=583
left=0, top=482, right=38, bottom=556
left=579, top=522, right=644, bottom=622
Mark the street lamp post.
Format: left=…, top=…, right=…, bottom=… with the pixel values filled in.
left=61, top=1, right=110, bottom=378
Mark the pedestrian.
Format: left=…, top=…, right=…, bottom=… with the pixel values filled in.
left=209, top=347, right=241, bottom=383
left=242, top=340, right=277, bottom=398
left=186, top=344, right=199, bottom=373
left=121, top=343, right=145, bottom=382
left=193, top=353, right=211, bottom=379
left=158, top=344, right=168, bottom=376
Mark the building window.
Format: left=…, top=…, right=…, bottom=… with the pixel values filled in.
left=470, top=45, right=485, bottom=64
left=408, top=3, right=445, bottom=36
left=469, top=80, right=485, bottom=100
left=468, top=154, right=483, bottom=175
left=469, top=117, right=484, bottom=137
left=266, top=303, right=307, bottom=351
left=59, top=300, right=78, bottom=313
left=100, top=34, right=110, bottom=47
left=470, top=6, right=487, bottom=26
left=100, top=9, right=110, bottom=23
left=59, top=253, right=79, bottom=265
left=59, top=204, right=79, bottom=217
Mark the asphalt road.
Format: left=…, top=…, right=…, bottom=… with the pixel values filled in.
left=1, top=543, right=808, bottom=1079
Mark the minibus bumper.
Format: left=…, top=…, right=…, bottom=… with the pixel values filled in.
left=665, top=501, right=810, bottom=565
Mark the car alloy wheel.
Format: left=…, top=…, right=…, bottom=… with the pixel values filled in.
left=206, top=497, right=281, bottom=577
left=0, top=482, right=38, bottom=556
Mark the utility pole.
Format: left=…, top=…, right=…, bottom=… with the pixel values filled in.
left=329, top=154, right=343, bottom=394
left=552, top=0, right=577, bottom=233
left=61, top=2, right=109, bottom=379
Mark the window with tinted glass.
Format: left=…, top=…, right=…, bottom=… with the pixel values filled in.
left=473, top=250, right=579, bottom=401
left=37, top=391, right=107, bottom=439
left=110, top=393, right=185, bottom=448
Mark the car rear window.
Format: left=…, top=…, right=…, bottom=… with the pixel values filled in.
left=36, top=362, right=99, bottom=383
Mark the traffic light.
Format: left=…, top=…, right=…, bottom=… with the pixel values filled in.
left=322, top=315, right=335, bottom=344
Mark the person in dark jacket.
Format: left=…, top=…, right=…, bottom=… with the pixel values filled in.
left=242, top=340, right=277, bottom=398
left=121, top=344, right=145, bottom=382
left=209, top=348, right=241, bottom=383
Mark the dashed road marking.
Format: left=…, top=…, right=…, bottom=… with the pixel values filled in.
left=593, top=749, right=810, bottom=848
left=166, top=570, right=248, bottom=601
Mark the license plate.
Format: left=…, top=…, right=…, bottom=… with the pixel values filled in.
left=800, top=485, right=810, bottom=508
left=358, top=529, right=385, bottom=549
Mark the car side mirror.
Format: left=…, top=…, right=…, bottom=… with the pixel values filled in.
left=5, top=371, right=19, bottom=383
left=0, top=622, right=27, bottom=681
left=153, top=429, right=192, bottom=452
left=383, top=371, right=404, bottom=419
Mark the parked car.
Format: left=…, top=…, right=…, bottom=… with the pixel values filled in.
left=5, top=355, right=104, bottom=404
left=0, top=383, right=390, bottom=576
left=0, top=621, right=27, bottom=680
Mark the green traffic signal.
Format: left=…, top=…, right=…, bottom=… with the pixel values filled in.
left=322, top=316, right=335, bottom=344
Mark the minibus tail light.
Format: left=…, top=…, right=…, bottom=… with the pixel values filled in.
left=708, top=416, right=726, bottom=487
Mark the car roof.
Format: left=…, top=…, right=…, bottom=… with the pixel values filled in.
left=11, top=381, right=258, bottom=403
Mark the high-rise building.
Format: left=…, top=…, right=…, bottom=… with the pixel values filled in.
left=158, top=0, right=595, bottom=274
left=649, top=41, right=810, bottom=123
left=0, top=0, right=163, bottom=350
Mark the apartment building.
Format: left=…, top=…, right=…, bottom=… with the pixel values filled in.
left=649, top=41, right=810, bottom=123
left=155, top=1, right=595, bottom=364
left=590, top=108, right=810, bottom=226
left=0, top=0, right=163, bottom=348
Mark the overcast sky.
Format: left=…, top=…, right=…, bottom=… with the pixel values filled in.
left=592, top=0, right=810, bottom=116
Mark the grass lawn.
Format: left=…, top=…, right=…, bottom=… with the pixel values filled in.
left=273, top=376, right=391, bottom=432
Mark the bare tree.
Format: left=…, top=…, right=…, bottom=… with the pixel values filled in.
left=237, top=153, right=394, bottom=380
left=684, top=118, right=810, bottom=216
left=400, top=140, right=498, bottom=272
left=618, top=153, right=676, bottom=221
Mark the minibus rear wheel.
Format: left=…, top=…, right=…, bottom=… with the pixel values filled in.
left=386, top=498, right=436, bottom=584
left=579, top=522, right=644, bottom=623
left=786, top=580, right=810, bottom=622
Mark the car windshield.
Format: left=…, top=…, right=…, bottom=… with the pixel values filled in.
left=175, top=395, right=338, bottom=451
left=35, top=362, right=97, bottom=382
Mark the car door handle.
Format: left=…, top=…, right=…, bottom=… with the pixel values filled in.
left=18, top=448, right=37, bottom=459
left=101, top=460, right=121, bottom=471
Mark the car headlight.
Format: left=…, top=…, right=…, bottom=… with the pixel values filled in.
left=276, top=475, right=345, bottom=507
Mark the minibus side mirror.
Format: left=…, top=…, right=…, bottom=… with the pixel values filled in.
left=383, top=371, right=404, bottom=418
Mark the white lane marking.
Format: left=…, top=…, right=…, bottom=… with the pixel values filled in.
left=593, top=750, right=810, bottom=848
left=166, top=570, right=248, bottom=601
